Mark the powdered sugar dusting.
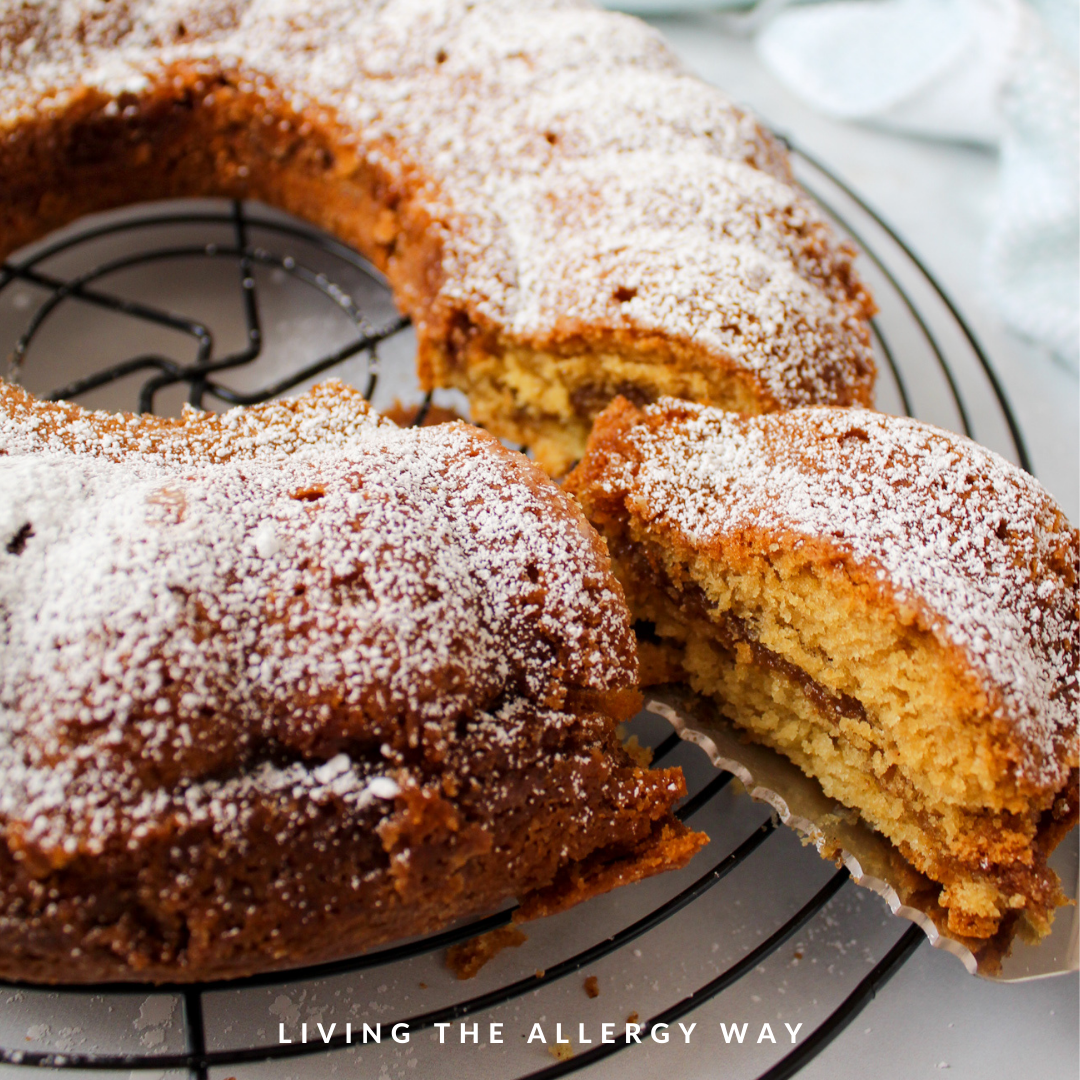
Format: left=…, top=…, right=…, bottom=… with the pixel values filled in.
left=0, top=0, right=873, bottom=406
left=0, top=381, right=634, bottom=856
left=589, top=401, right=1079, bottom=786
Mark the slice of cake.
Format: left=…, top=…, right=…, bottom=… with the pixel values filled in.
left=566, top=397, right=1079, bottom=946
left=0, top=381, right=705, bottom=983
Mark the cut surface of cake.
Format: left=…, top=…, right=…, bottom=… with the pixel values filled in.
left=566, top=397, right=1078, bottom=947
left=0, top=380, right=705, bottom=984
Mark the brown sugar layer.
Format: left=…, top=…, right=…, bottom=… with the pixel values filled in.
left=0, top=380, right=705, bottom=983
left=0, top=0, right=874, bottom=475
left=566, top=398, right=1079, bottom=942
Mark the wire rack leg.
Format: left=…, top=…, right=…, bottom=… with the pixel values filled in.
left=183, top=989, right=209, bottom=1080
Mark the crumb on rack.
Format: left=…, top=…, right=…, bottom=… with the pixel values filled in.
left=583, top=975, right=600, bottom=998
left=445, top=926, right=528, bottom=980
left=548, top=1041, right=574, bottom=1062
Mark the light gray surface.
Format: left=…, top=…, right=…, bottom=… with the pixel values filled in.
left=799, top=942, right=1079, bottom=1080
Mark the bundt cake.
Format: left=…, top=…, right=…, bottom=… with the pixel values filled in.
left=566, top=397, right=1079, bottom=948
left=0, top=379, right=705, bottom=983
left=0, top=0, right=875, bottom=474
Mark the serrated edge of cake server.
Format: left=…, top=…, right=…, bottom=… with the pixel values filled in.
left=645, top=690, right=1079, bottom=983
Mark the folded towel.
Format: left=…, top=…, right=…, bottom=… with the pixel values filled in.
left=757, top=0, right=1079, bottom=367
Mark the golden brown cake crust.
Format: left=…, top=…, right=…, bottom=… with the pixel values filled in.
left=0, top=381, right=705, bottom=983
left=0, top=0, right=875, bottom=473
left=568, top=398, right=1079, bottom=787
left=567, top=397, right=1079, bottom=942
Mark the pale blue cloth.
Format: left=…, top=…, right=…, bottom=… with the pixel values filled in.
left=755, top=0, right=1080, bottom=368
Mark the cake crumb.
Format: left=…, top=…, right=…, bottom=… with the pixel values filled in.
left=446, top=926, right=527, bottom=980
left=583, top=975, right=600, bottom=998
left=626, top=1012, right=639, bottom=1024
left=549, top=1041, right=574, bottom=1062
left=620, top=734, right=653, bottom=769
left=383, top=400, right=464, bottom=428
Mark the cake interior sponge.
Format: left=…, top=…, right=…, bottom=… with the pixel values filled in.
left=567, top=397, right=1079, bottom=946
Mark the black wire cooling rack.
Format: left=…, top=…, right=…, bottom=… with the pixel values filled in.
left=0, top=146, right=1035, bottom=1080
